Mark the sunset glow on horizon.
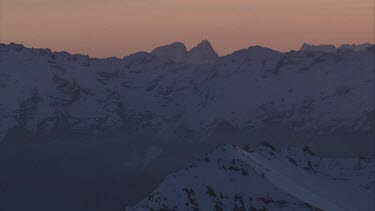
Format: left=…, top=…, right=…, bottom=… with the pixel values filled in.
left=1, top=0, right=374, bottom=58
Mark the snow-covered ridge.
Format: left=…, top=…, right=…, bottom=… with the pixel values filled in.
left=127, top=142, right=374, bottom=211
left=0, top=42, right=374, bottom=144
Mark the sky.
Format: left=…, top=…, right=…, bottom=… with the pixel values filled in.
left=1, top=0, right=374, bottom=58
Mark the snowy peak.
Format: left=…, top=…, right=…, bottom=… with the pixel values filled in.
left=299, top=43, right=337, bottom=53
left=184, top=40, right=219, bottom=64
left=151, top=42, right=187, bottom=62
left=127, top=142, right=374, bottom=211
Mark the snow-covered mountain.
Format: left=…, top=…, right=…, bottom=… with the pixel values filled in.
left=0, top=42, right=374, bottom=153
left=127, top=142, right=374, bottom=211
left=1, top=42, right=374, bottom=211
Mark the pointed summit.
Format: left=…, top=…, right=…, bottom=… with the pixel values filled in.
left=184, top=40, right=219, bottom=64
left=151, top=42, right=187, bottom=62
left=195, top=39, right=213, bottom=48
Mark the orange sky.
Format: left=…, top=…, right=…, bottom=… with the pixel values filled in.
left=1, top=0, right=374, bottom=57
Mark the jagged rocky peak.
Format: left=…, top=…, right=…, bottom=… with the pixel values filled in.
left=151, top=40, right=219, bottom=64
left=338, top=43, right=373, bottom=51
left=184, top=39, right=219, bottom=64
left=299, top=43, right=337, bottom=52
left=151, top=42, right=187, bottom=62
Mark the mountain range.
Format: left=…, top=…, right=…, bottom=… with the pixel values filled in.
left=0, top=40, right=374, bottom=210
left=0, top=41, right=373, bottom=154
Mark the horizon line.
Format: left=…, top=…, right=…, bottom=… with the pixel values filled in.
left=2, top=41, right=373, bottom=59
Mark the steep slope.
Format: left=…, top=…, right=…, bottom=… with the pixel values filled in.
left=183, top=40, right=219, bottom=64
left=127, top=143, right=374, bottom=211
left=0, top=43, right=374, bottom=152
left=150, top=40, right=219, bottom=64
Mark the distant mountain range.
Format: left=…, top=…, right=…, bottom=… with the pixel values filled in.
left=1, top=41, right=373, bottom=151
left=1, top=41, right=374, bottom=211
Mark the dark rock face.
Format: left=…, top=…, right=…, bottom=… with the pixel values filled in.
left=151, top=40, right=219, bottom=64
left=151, top=42, right=187, bottom=62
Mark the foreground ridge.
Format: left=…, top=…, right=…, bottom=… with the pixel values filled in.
left=127, top=142, right=374, bottom=211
